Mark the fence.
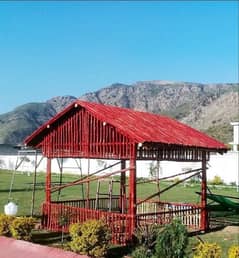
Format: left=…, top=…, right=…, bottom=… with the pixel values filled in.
left=42, top=198, right=202, bottom=245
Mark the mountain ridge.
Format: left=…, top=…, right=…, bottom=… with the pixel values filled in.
left=0, top=81, right=238, bottom=145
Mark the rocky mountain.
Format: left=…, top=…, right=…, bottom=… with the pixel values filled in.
left=0, top=96, right=77, bottom=145
left=0, top=81, right=238, bottom=145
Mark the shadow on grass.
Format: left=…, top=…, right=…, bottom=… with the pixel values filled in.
left=0, top=187, right=44, bottom=193
left=107, top=245, right=132, bottom=258
left=32, top=231, right=70, bottom=244
left=32, top=230, right=132, bottom=258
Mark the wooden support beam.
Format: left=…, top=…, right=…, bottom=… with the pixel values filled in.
left=56, top=158, right=63, bottom=201
left=137, top=170, right=201, bottom=205
left=30, top=151, right=38, bottom=216
left=120, top=160, right=126, bottom=213
left=86, top=159, right=90, bottom=209
left=200, top=151, right=208, bottom=231
left=136, top=167, right=203, bottom=185
left=51, top=167, right=130, bottom=193
left=51, top=161, right=121, bottom=193
left=46, top=158, right=51, bottom=203
left=129, top=145, right=136, bottom=236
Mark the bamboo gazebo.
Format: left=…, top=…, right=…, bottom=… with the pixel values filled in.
left=24, top=100, right=227, bottom=245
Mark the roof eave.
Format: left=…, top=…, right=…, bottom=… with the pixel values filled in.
left=139, top=141, right=229, bottom=154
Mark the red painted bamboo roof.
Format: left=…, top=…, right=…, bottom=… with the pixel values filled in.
left=25, top=100, right=228, bottom=152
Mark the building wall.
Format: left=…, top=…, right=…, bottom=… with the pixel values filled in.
left=0, top=151, right=238, bottom=185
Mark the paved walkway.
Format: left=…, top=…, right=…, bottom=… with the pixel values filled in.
left=0, top=236, right=89, bottom=258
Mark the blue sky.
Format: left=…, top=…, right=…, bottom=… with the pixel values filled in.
left=0, top=1, right=238, bottom=114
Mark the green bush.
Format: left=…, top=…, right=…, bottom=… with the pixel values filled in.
left=0, top=214, right=15, bottom=236
left=69, top=219, right=111, bottom=258
left=69, top=222, right=82, bottom=239
left=10, top=217, right=36, bottom=241
left=228, top=245, right=239, bottom=258
left=210, top=175, right=224, bottom=185
left=193, top=242, right=221, bottom=258
left=153, top=219, right=188, bottom=258
left=132, top=246, right=152, bottom=258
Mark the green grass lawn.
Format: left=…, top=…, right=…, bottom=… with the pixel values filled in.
left=188, top=227, right=239, bottom=258
left=0, top=169, right=238, bottom=257
left=0, top=169, right=238, bottom=216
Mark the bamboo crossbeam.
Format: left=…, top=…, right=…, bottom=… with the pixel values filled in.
left=136, top=167, right=203, bottom=185
left=50, top=161, right=121, bottom=192
left=51, top=167, right=131, bottom=193
left=137, top=171, right=201, bottom=205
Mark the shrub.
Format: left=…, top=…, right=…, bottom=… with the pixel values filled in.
left=228, top=245, right=239, bottom=258
left=193, top=242, right=221, bottom=258
left=210, top=175, right=224, bottom=185
left=10, top=216, right=36, bottom=241
left=132, top=246, right=152, bottom=258
left=69, top=219, right=111, bottom=258
left=0, top=214, right=15, bottom=236
left=69, top=222, right=82, bottom=239
left=153, top=219, right=188, bottom=258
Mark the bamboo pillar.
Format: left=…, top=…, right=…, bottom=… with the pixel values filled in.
left=200, top=151, right=208, bottom=231
left=57, top=158, right=63, bottom=201
left=30, top=150, right=38, bottom=216
left=120, top=160, right=126, bottom=213
left=46, top=158, right=52, bottom=203
left=129, top=145, right=136, bottom=236
left=86, top=158, right=90, bottom=209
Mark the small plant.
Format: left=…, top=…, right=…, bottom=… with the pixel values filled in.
left=153, top=219, right=188, bottom=258
left=173, top=177, right=180, bottom=184
left=69, top=219, right=111, bottom=258
left=193, top=241, right=221, bottom=258
left=210, top=175, right=224, bottom=185
left=228, top=245, right=239, bottom=258
left=188, top=174, right=200, bottom=185
left=0, top=214, right=15, bottom=236
left=149, top=162, right=159, bottom=178
left=230, top=181, right=237, bottom=187
left=10, top=216, right=36, bottom=241
left=133, top=223, right=161, bottom=251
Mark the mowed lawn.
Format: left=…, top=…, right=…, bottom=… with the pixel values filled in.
left=0, top=169, right=238, bottom=257
left=0, top=169, right=237, bottom=216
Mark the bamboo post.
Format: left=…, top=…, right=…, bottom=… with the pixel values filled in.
left=120, top=160, right=126, bottom=213
left=129, top=145, right=136, bottom=236
left=30, top=150, right=38, bottom=216
left=86, top=158, right=90, bottom=209
left=46, top=158, right=52, bottom=203
left=200, top=151, right=208, bottom=231
left=57, top=157, right=63, bottom=201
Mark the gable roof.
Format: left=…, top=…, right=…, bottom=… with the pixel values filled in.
left=25, top=100, right=228, bottom=152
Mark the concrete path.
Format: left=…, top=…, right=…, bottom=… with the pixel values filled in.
left=0, top=236, right=89, bottom=258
